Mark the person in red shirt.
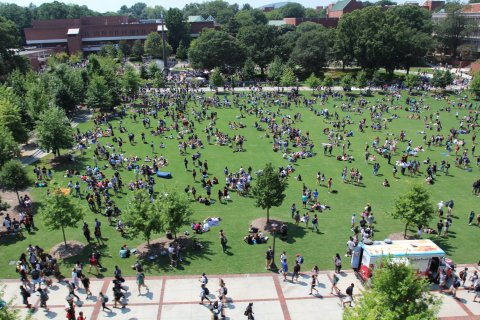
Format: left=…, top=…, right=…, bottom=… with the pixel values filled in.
left=88, top=254, right=99, bottom=275
left=77, top=311, right=86, bottom=320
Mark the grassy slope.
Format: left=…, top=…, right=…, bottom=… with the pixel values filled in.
left=0, top=90, right=478, bottom=278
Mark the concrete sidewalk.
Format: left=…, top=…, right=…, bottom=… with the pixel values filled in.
left=2, top=266, right=480, bottom=320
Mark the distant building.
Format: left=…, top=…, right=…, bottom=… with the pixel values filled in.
left=326, top=0, right=363, bottom=18
left=23, top=15, right=215, bottom=55
left=282, top=17, right=339, bottom=27
left=422, top=0, right=445, bottom=11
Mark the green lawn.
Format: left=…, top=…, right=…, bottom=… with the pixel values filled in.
left=1, top=90, right=478, bottom=279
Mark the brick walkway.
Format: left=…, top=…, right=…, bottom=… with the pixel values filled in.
left=2, top=267, right=480, bottom=320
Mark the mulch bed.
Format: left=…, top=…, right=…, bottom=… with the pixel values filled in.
left=49, top=241, right=85, bottom=260
left=136, top=236, right=193, bottom=259
left=250, top=217, right=285, bottom=234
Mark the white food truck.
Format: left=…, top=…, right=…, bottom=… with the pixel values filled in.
left=351, top=239, right=446, bottom=282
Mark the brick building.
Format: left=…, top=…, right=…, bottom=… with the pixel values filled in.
left=24, top=16, right=215, bottom=55
left=326, top=0, right=363, bottom=18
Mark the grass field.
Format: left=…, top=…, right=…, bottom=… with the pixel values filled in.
left=1, top=89, right=478, bottom=279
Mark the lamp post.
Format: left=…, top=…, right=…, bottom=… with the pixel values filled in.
left=270, top=223, right=278, bottom=270
left=160, top=12, right=168, bottom=79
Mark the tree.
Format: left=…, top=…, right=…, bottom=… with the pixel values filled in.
left=0, top=98, right=28, bottom=144
left=123, top=189, right=163, bottom=246
left=147, top=62, right=160, bottom=79
left=233, top=9, right=267, bottom=28
left=323, top=75, right=334, bottom=88
left=158, top=190, right=193, bottom=239
left=120, top=66, right=141, bottom=96
left=241, top=58, right=256, bottom=80
left=405, top=74, right=421, bottom=90
left=24, top=77, right=51, bottom=121
left=118, top=40, right=131, bottom=57
left=0, top=130, right=19, bottom=167
left=267, top=56, right=285, bottom=82
left=344, top=257, right=440, bottom=320
left=36, top=107, right=73, bottom=157
left=153, top=71, right=166, bottom=88
left=188, top=29, right=245, bottom=72
left=0, top=16, right=29, bottom=80
left=251, top=163, right=287, bottom=223
left=40, top=190, right=85, bottom=248
left=469, top=72, right=480, bottom=99
left=86, top=74, right=113, bottom=111
left=340, top=74, right=354, bottom=91
left=237, top=25, right=278, bottom=75
left=306, top=73, right=321, bottom=93
left=0, top=160, right=32, bottom=204
left=209, top=67, right=224, bottom=88
left=280, top=67, right=297, bottom=87
left=356, top=70, right=369, bottom=89
left=166, top=8, right=189, bottom=52
left=176, top=40, right=188, bottom=60
left=0, top=284, right=23, bottom=320
left=291, top=28, right=331, bottom=76
left=279, top=3, right=305, bottom=18
left=391, top=184, right=434, bottom=238
left=131, top=39, right=144, bottom=59
left=431, top=70, right=453, bottom=89
left=435, top=3, right=475, bottom=58
left=144, top=32, right=172, bottom=58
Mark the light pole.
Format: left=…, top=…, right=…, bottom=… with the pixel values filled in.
left=270, top=223, right=278, bottom=270
left=160, top=12, right=168, bottom=79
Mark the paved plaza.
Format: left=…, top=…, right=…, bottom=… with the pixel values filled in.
left=2, top=266, right=480, bottom=320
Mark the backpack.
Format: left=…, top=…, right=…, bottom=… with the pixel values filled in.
left=459, top=271, right=465, bottom=280
left=299, top=256, right=304, bottom=264
left=103, top=296, right=109, bottom=302
left=204, top=287, right=210, bottom=295
left=222, top=287, right=228, bottom=295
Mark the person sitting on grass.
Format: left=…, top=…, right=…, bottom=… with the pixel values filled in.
left=119, top=245, right=130, bottom=259
left=383, top=179, right=390, bottom=187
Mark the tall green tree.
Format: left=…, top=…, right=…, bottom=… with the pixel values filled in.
left=118, top=40, right=131, bottom=57
left=120, top=66, right=141, bottom=96
left=166, top=8, right=189, bottom=52
left=0, top=16, right=29, bottom=80
left=131, top=39, right=144, bottom=59
left=36, top=107, right=73, bottom=157
left=0, top=130, right=19, bottom=167
left=431, top=70, right=453, bottom=89
left=391, top=184, right=435, bottom=238
left=123, top=189, right=163, bottom=246
left=280, top=67, right=297, bottom=87
left=356, top=70, right=369, bottom=89
left=405, top=74, right=421, bottom=90
left=0, top=160, right=32, bottom=204
left=176, top=40, right=188, bottom=60
left=188, top=29, right=245, bottom=72
left=40, top=190, right=85, bottom=248
left=251, top=163, right=287, bottom=223
left=306, top=73, right=321, bottom=93
left=340, top=74, right=354, bottom=91
left=144, top=32, right=172, bottom=58
left=267, top=56, right=285, bottom=82
left=158, top=190, right=193, bottom=239
left=291, top=28, right=331, bottom=76
left=242, top=58, right=256, bottom=80
left=435, top=2, right=475, bottom=58
left=279, top=3, right=305, bottom=18
left=86, top=74, right=113, bottom=111
left=344, top=257, right=440, bottom=320
left=237, top=25, right=277, bottom=76
left=0, top=98, right=28, bottom=144
left=469, top=72, right=480, bottom=98
left=209, top=67, right=224, bottom=88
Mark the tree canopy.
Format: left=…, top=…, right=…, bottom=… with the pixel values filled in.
left=0, top=160, right=32, bottom=204
left=36, top=106, right=74, bottom=157
left=40, top=190, right=85, bottom=247
left=251, top=163, right=288, bottom=222
left=157, top=190, right=193, bottom=239
left=391, top=184, right=435, bottom=238
left=344, top=257, right=440, bottom=320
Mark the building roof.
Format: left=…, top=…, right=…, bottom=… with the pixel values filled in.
left=463, top=3, right=480, bottom=13
left=258, top=2, right=295, bottom=9
left=330, top=0, right=352, bottom=11
left=188, top=15, right=205, bottom=22
left=360, top=239, right=446, bottom=258
left=268, top=20, right=288, bottom=26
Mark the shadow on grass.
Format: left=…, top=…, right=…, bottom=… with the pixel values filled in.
left=430, top=236, right=456, bottom=257
left=282, top=222, right=308, bottom=244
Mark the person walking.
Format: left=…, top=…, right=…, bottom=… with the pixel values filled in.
left=342, top=283, right=354, bottom=308
left=292, top=262, right=301, bottom=283
left=99, top=292, right=112, bottom=312
left=199, top=283, right=211, bottom=304
left=244, top=302, right=254, bottom=320
left=88, top=254, right=100, bottom=275
left=331, top=273, right=340, bottom=295
left=66, top=280, right=81, bottom=301
left=312, top=214, right=319, bottom=232
left=80, top=275, right=92, bottom=298
left=220, top=230, right=228, bottom=253
left=327, top=178, right=333, bottom=193
left=309, top=274, right=319, bottom=295
left=136, top=271, right=149, bottom=295
left=334, top=253, right=342, bottom=273
left=265, top=246, right=273, bottom=269
left=281, top=259, right=289, bottom=282
left=20, top=285, right=31, bottom=308
left=38, top=287, right=49, bottom=311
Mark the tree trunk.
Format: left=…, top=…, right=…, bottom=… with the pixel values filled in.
left=15, top=190, right=21, bottom=205
left=62, top=226, right=67, bottom=248
left=174, top=231, right=177, bottom=239
left=147, top=237, right=150, bottom=247
left=267, top=207, right=270, bottom=223
left=404, top=222, right=409, bottom=239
